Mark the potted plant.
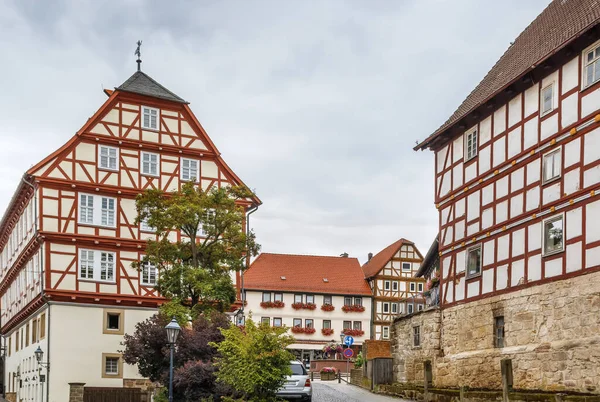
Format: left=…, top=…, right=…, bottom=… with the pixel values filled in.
left=260, top=300, right=285, bottom=308
left=321, top=303, right=335, bottom=312
left=322, top=342, right=343, bottom=359
left=342, top=329, right=364, bottom=337
left=321, top=328, right=334, bottom=336
left=320, top=367, right=338, bottom=381
left=341, top=304, right=366, bottom=313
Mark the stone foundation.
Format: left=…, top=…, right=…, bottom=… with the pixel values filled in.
left=68, top=383, right=85, bottom=402
left=391, top=270, right=600, bottom=394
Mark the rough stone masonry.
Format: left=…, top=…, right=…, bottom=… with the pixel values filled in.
left=390, top=270, right=600, bottom=394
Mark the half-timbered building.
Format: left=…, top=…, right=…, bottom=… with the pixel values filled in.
left=391, top=0, right=600, bottom=394
left=361, top=239, right=424, bottom=340
left=0, top=66, right=259, bottom=401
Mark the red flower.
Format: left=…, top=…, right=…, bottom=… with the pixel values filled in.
left=321, top=304, right=335, bottom=312
left=260, top=300, right=285, bottom=308
left=321, top=328, right=334, bottom=336
left=342, top=329, right=364, bottom=337
left=341, top=304, right=365, bottom=313
left=291, top=327, right=316, bottom=334
left=292, top=303, right=317, bottom=310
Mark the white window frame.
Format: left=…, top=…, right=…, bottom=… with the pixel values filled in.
left=141, top=106, right=159, bottom=130
left=582, top=40, right=600, bottom=89
left=391, top=303, right=398, bottom=314
left=78, top=194, right=117, bottom=228
left=542, top=148, right=561, bottom=185
left=540, top=83, right=554, bottom=116
left=180, top=158, right=199, bottom=182
left=402, top=262, right=411, bottom=272
left=79, top=249, right=116, bottom=283
left=466, top=244, right=482, bottom=279
left=141, top=261, right=158, bottom=286
left=98, top=145, right=119, bottom=171
left=384, top=280, right=390, bottom=291
left=382, top=326, right=390, bottom=339
left=408, top=303, right=414, bottom=314
left=382, top=302, right=389, bottom=313
left=104, top=356, right=120, bottom=375
left=392, top=281, right=398, bottom=291
left=409, top=282, right=416, bottom=292
left=140, top=216, right=156, bottom=233
left=79, top=194, right=94, bottom=224
left=141, top=151, right=160, bottom=177
left=542, top=213, right=565, bottom=257
left=464, top=128, right=478, bottom=161
left=418, top=283, right=424, bottom=292
left=197, top=209, right=215, bottom=237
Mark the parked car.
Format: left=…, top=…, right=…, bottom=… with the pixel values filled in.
left=276, top=360, right=312, bottom=401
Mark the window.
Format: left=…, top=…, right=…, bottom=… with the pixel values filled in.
left=392, top=281, right=398, bottom=291
left=413, top=326, right=421, bottom=346
left=383, top=302, right=390, bottom=313
left=181, top=158, right=199, bottom=182
left=7, top=337, right=10, bottom=357
left=584, top=41, right=600, bottom=88
left=384, top=280, right=391, bottom=291
left=323, top=320, right=331, bottom=329
left=140, top=216, right=156, bottom=232
left=141, top=152, right=160, bottom=176
left=273, top=318, right=282, bottom=327
left=32, top=319, right=37, bottom=344
left=99, top=146, right=118, bottom=171
left=495, top=316, right=505, bottom=348
left=262, top=292, right=271, bottom=303
left=408, top=304, right=414, bottom=314
left=543, top=214, right=564, bottom=256
left=141, top=262, right=158, bottom=286
left=305, top=319, right=314, bottom=328
left=79, top=249, right=116, bottom=282
left=466, top=245, right=482, bottom=278
left=102, top=354, right=122, bottom=378
left=343, top=321, right=351, bottom=330
left=142, top=106, right=159, bottom=130
left=344, top=297, right=352, bottom=306
left=464, top=129, right=478, bottom=161
left=294, top=294, right=303, bottom=304
left=542, top=148, right=561, bottom=184
left=391, top=303, right=398, bottom=314
left=25, top=324, right=29, bottom=347
left=417, top=304, right=424, bottom=311
left=261, top=317, right=270, bottom=326
left=196, top=209, right=215, bottom=237
left=103, top=309, right=124, bottom=335
left=274, top=293, right=283, bottom=302
left=353, top=321, right=362, bottom=330
left=323, top=295, right=332, bottom=305
left=354, top=297, right=362, bottom=306
left=15, top=331, right=19, bottom=352
left=402, top=262, right=411, bottom=271
left=293, top=318, right=302, bottom=327
left=79, top=194, right=117, bottom=228
left=306, top=295, right=314, bottom=304
left=418, top=283, right=424, bottom=292
left=40, top=313, right=46, bottom=339
left=382, top=326, right=390, bottom=339
left=541, top=84, right=554, bottom=115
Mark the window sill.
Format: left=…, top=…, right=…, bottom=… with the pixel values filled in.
left=541, top=175, right=561, bottom=187
left=98, top=166, right=119, bottom=173
left=466, top=272, right=482, bottom=280
left=141, top=172, right=160, bottom=178
left=78, top=278, right=117, bottom=285
left=78, top=222, right=117, bottom=230
left=540, top=108, right=555, bottom=119
left=464, top=155, right=478, bottom=164
left=140, top=283, right=157, bottom=287
left=542, top=248, right=564, bottom=258
left=141, top=126, right=159, bottom=132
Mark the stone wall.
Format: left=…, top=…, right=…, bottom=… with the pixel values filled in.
left=390, top=270, right=600, bottom=394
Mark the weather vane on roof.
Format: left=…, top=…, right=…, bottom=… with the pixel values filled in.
left=135, top=40, right=142, bottom=72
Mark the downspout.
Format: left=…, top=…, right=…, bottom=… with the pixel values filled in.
left=21, top=175, right=50, bottom=402
left=240, top=203, right=259, bottom=321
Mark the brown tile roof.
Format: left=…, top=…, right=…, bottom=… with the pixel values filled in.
left=416, top=0, right=600, bottom=151
left=361, top=238, right=417, bottom=279
left=244, top=253, right=372, bottom=296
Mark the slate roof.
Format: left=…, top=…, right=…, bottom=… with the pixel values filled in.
left=361, top=238, right=415, bottom=279
left=416, top=0, right=600, bottom=150
left=416, top=237, right=439, bottom=278
left=116, top=71, right=187, bottom=103
left=244, top=253, right=372, bottom=296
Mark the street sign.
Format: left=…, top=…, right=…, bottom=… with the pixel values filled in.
left=343, top=348, right=354, bottom=358
left=343, top=335, right=354, bottom=346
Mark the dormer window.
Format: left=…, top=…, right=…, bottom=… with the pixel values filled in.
left=464, top=129, right=478, bottom=161
left=142, top=106, right=159, bottom=130
left=583, top=41, right=600, bottom=88
left=541, top=83, right=554, bottom=116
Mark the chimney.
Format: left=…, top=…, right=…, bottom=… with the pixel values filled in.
left=368, top=252, right=373, bottom=261
left=340, top=252, right=349, bottom=258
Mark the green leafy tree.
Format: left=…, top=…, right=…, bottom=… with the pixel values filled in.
left=134, top=183, right=260, bottom=314
left=211, top=318, right=295, bottom=401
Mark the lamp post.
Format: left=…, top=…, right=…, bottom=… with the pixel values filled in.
left=34, top=346, right=49, bottom=402
left=165, top=317, right=181, bottom=402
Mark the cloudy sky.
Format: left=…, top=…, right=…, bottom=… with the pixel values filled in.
left=0, top=0, right=550, bottom=263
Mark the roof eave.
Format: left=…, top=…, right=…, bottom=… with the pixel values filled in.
left=114, top=88, right=190, bottom=104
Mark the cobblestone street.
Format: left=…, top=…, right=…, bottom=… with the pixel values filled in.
left=311, top=380, right=408, bottom=402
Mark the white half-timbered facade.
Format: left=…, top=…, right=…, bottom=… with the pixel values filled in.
left=0, top=68, right=259, bottom=401
left=361, top=239, right=424, bottom=340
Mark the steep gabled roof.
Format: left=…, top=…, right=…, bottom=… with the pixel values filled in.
left=116, top=71, right=187, bottom=104
left=244, top=253, right=372, bottom=296
left=416, top=237, right=439, bottom=278
left=416, top=0, right=600, bottom=151
left=361, top=238, right=415, bottom=279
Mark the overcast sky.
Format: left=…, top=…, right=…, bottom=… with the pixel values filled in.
left=0, top=0, right=550, bottom=263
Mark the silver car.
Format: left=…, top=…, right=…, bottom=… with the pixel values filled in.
left=276, top=360, right=312, bottom=401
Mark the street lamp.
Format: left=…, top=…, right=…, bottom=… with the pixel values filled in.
left=165, top=317, right=181, bottom=402
left=34, top=346, right=49, bottom=402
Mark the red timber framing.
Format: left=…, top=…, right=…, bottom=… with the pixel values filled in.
left=425, top=30, right=600, bottom=309
left=0, top=77, right=260, bottom=334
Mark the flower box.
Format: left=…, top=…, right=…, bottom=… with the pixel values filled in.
left=260, top=300, right=285, bottom=309
left=320, top=367, right=337, bottom=380
left=342, top=329, right=364, bottom=337
left=341, top=304, right=365, bottom=313
left=291, top=327, right=316, bottom=334
left=321, top=328, right=334, bottom=336
left=321, top=304, right=335, bottom=312
left=291, top=302, right=317, bottom=310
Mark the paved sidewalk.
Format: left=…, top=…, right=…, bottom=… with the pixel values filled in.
left=312, top=379, right=409, bottom=401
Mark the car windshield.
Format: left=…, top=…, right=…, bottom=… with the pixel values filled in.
left=290, top=364, right=307, bottom=375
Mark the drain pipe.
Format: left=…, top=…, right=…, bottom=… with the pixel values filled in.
left=240, top=203, right=259, bottom=321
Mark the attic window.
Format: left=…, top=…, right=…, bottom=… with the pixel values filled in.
left=142, top=106, right=159, bottom=130
left=280, top=276, right=286, bottom=280
left=323, top=278, right=329, bottom=282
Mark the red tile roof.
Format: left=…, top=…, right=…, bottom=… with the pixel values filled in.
left=416, top=0, right=600, bottom=150
left=361, top=238, right=417, bottom=279
left=244, top=253, right=372, bottom=296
